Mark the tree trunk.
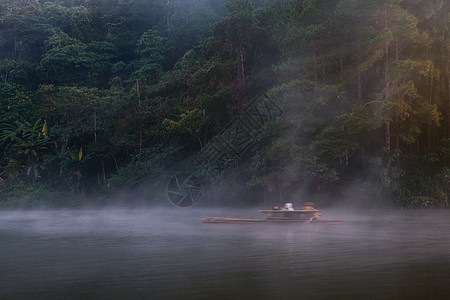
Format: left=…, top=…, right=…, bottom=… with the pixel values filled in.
left=394, top=40, right=400, bottom=167
left=383, top=4, right=391, bottom=169
left=239, top=44, right=245, bottom=87
left=236, top=43, right=246, bottom=103
left=447, top=37, right=450, bottom=136
left=385, top=121, right=391, bottom=151
left=93, top=110, right=97, bottom=142
left=358, top=74, right=362, bottom=101
left=448, top=67, right=450, bottom=137
left=428, top=63, right=434, bottom=147
left=313, top=46, right=318, bottom=83
left=136, top=79, right=143, bottom=155
left=97, top=165, right=100, bottom=185
left=395, top=123, right=400, bottom=168
left=278, top=181, right=283, bottom=203
left=395, top=40, right=399, bottom=61
left=113, top=154, right=119, bottom=172
left=102, top=159, right=106, bottom=184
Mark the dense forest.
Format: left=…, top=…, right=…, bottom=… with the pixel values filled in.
left=0, top=0, right=448, bottom=208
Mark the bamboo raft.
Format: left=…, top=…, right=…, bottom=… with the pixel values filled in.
left=202, top=207, right=343, bottom=224
left=202, top=217, right=343, bottom=224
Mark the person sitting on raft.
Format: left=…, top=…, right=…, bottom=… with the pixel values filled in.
left=283, top=203, right=294, bottom=210
left=302, top=202, right=316, bottom=211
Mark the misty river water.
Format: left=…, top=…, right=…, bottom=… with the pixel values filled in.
left=1, top=207, right=450, bottom=299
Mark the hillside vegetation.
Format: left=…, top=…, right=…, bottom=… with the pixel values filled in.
left=0, top=0, right=449, bottom=208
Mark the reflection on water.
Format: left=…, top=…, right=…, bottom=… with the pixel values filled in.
left=1, top=208, right=450, bottom=299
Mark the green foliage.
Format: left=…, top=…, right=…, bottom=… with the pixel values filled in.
left=39, top=30, right=118, bottom=87
left=395, top=148, right=449, bottom=208
left=0, top=119, right=53, bottom=180
left=313, top=113, right=366, bottom=166
left=107, top=144, right=178, bottom=189
left=166, top=1, right=219, bottom=64
left=131, top=29, right=170, bottom=84
left=163, top=108, right=207, bottom=147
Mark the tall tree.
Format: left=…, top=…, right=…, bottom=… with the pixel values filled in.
left=214, top=0, right=258, bottom=105
left=131, top=29, right=170, bottom=84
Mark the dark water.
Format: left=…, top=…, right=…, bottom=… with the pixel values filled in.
left=1, top=208, right=450, bottom=299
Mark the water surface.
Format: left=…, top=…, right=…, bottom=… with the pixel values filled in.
left=1, top=208, right=450, bottom=299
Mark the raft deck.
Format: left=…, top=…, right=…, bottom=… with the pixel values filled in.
left=202, top=217, right=343, bottom=224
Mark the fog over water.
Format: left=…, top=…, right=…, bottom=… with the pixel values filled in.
left=1, top=207, right=450, bottom=299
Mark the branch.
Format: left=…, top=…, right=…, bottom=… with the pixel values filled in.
left=362, top=100, right=383, bottom=108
